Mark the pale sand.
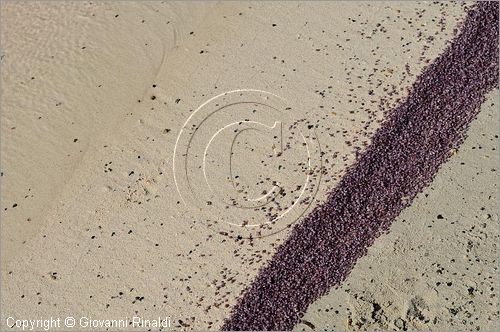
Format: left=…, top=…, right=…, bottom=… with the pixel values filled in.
left=1, top=2, right=497, bottom=331
left=1, top=1, right=217, bottom=269
left=297, top=90, right=499, bottom=331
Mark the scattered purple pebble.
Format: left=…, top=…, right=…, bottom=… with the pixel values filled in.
left=222, top=2, right=499, bottom=331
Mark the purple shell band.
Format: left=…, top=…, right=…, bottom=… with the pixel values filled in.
left=221, top=2, right=499, bottom=330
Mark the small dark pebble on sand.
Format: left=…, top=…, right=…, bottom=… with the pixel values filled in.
left=222, top=3, right=499, bottom=330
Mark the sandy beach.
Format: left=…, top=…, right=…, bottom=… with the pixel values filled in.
left=1, top=1, right=498, bottom=331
